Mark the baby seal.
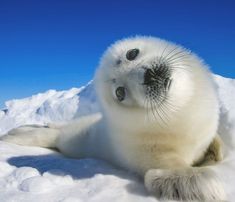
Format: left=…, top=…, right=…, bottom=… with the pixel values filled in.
left=1, top=37, right=226, bottom=201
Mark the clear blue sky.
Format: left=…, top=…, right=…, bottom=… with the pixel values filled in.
left=0, top=0, right=235, bottom=108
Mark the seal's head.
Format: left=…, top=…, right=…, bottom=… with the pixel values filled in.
left=95, top=37, right=217, bottom=132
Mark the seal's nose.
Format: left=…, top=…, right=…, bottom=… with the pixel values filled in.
left=143, top=65, right=171, bottom=87
left=143, top=69, right=155, bottom=86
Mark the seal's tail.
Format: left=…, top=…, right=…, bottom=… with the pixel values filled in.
left=144, top=167, right=226, bottom=201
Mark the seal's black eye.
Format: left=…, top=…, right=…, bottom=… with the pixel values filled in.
left=126, top=48, right=139, bottom=61
left=115, top=86, right=125, bottom=102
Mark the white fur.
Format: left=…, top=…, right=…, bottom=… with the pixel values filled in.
left=0, top=37, right=226, bottom=201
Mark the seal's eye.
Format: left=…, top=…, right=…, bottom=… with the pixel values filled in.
left=115, top=86, right=126, bottom=102
left=126, top=48, right=139, bottom=61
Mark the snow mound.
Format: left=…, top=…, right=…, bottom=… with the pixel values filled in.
left=0, top=82, right=99, bottom=135
left=0, top=74, right=235, bottom=202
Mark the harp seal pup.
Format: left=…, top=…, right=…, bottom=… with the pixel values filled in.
left=1, top=37, right=226, bottom=201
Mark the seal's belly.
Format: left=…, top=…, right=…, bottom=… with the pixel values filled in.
left=111, top=132, right=209, bottom=175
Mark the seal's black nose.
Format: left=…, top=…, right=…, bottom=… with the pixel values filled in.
left=143, top=69, right=155, bottom=86
left=143, top=65, right=171, bottom=88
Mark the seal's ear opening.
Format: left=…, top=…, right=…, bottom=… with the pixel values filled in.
left=126, top=49, right=139, bottom=61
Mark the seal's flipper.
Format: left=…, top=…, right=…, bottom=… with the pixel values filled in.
left=195, top=134, right=224, bottom=166
left=0, top=124, right=60, bottom=148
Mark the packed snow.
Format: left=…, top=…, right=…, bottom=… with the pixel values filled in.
left=0, top=75, right=234, bottom=202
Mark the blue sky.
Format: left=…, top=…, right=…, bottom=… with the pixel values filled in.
left=0, top=0, right=235, bottom=108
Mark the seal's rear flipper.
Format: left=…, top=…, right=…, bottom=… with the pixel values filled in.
left=0, top=124, right=60, bottom=148
left=0, top=113, right=103, bottom=153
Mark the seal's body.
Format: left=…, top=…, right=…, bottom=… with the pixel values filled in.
left=1, top=37, right=225, bottom=201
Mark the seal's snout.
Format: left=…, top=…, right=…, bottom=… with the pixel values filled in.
left=143, top=68, right=156, bottom=86
left=143, top=64, right=171, bottom=87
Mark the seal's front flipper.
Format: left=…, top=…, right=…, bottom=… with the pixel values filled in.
left=196, top=134, right=224, bottom=166
left=145, top=167, right=226, bottom=201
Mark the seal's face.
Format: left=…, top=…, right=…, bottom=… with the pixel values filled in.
left=95, top=37, right=199, bottom=128
left=113, top=47, right=173, bottom=107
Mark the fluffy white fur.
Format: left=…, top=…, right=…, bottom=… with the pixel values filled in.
left=1, top=37, right=226, bottom=201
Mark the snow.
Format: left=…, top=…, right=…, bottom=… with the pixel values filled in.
left=0, top=81, right=99, bottom=135
left=0, top=75, right=234, bottom=202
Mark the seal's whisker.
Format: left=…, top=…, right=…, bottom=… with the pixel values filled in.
left=163, top=99, right=179, bottom=113
left=162, top=46, right=181, bottom=62
left=170, top=64, right=194, bottom=72
left=146, top=89, right=169, bottom=127
left=166, top=54, right=190, bottom=65
left=164, top=51, right=190, bottom=64
left=167, top=58, right=190, bottom=66
left=152, top=100, right=168, bottom=127
left=170, top=66, right=191, bottom=72
left=151, top=91, right=179, bottom=114
left=154, top=99, right=170, bottom=123
left=159, top=44, right=170, bottom=65
left=149, top=96, right=158, bottom=121
left=144, top=96, right=151, bottom=123
left=146, top=93, right=159, bottom=123
left=164, top=48, right=188, bottom=62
